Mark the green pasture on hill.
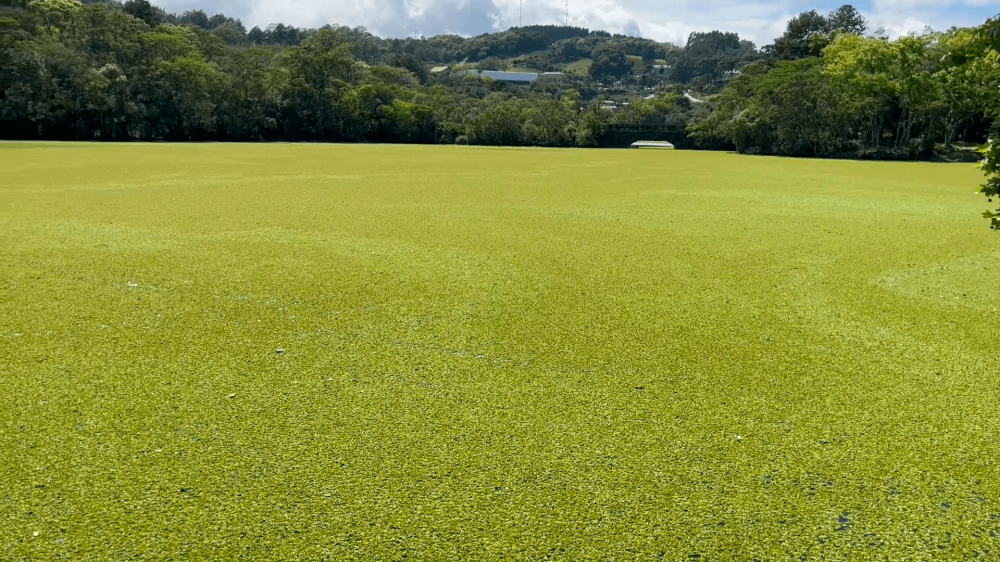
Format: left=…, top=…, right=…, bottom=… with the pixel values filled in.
left=564, top=58, right=593, bottom=76
left=1, top=143, right=998, bottom=560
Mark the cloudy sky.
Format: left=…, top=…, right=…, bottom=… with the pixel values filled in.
left=154, top=0, right=1000, bottom=47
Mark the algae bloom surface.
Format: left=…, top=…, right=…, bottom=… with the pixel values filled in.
left=0, top=142, right=997, bottom=560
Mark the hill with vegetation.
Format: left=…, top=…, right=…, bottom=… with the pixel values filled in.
left=0, top=0, right=996, bottom=158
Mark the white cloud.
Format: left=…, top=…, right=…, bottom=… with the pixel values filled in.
left=641, top=21, right=699, bottom=46
left=886, top=17, right=932, bottom=35
left=866, top=0, right=998, bottom=38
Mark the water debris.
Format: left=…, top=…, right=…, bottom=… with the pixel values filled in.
left=275, top=348, right=285, bottom=354
left=127, top=282, right=138, bottom=288
left=229, top=393, right=236, bottom=399
left=735, top=435, right=743, bottom=442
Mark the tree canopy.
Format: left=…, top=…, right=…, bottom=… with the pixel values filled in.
left=0, top=0, right=993, bottom=177
left=970, top=14, right=1000, bottom=229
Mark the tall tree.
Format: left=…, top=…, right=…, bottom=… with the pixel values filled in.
left=973, top=14, right=1000, bottom=229
left=122, top=0, right=162, bottom=28
left=768, top=5, right=867, bottom=60
left=827, top=5, right=867, bottom=35
left=280, top=28, right=362, bottom=139
left=771, top=10, right=829, bottom=60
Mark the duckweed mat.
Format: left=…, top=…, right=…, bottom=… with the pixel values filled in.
left=1, top=143, right=997, bottom=560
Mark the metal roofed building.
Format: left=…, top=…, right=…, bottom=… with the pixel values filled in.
left=479, top=71, right=538, bottom=84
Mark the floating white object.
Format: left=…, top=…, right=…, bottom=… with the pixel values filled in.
left=630, top=141, right=675, bottom=149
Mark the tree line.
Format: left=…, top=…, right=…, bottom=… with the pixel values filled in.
left=0, top=0, right=704, bottom=145
left=693, top=11, right=998, bottom=159
left=0, top=0, right=996, bottom=159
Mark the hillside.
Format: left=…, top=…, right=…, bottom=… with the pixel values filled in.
left=0, top=1, right=994, bottom=157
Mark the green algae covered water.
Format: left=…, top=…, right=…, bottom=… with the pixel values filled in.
left=0, top=142, right=997, bottom=560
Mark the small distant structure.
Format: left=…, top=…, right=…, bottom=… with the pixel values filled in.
left=429, top=66, right=450, bottom=74
left=538, top=72, right=565, bottom=82
left=600, top=100, right=618, bottom=110
left=652, top=64, right=671, bottom=74
left=630, top=140, right=675, bottom=149
left=479, top=70, right=538, bottom=84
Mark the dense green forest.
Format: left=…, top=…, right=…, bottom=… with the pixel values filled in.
left=0, top=0, right=997, bottom=158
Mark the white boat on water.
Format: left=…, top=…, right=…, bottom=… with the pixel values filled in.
left=630, top=141, right=675, bottom=149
